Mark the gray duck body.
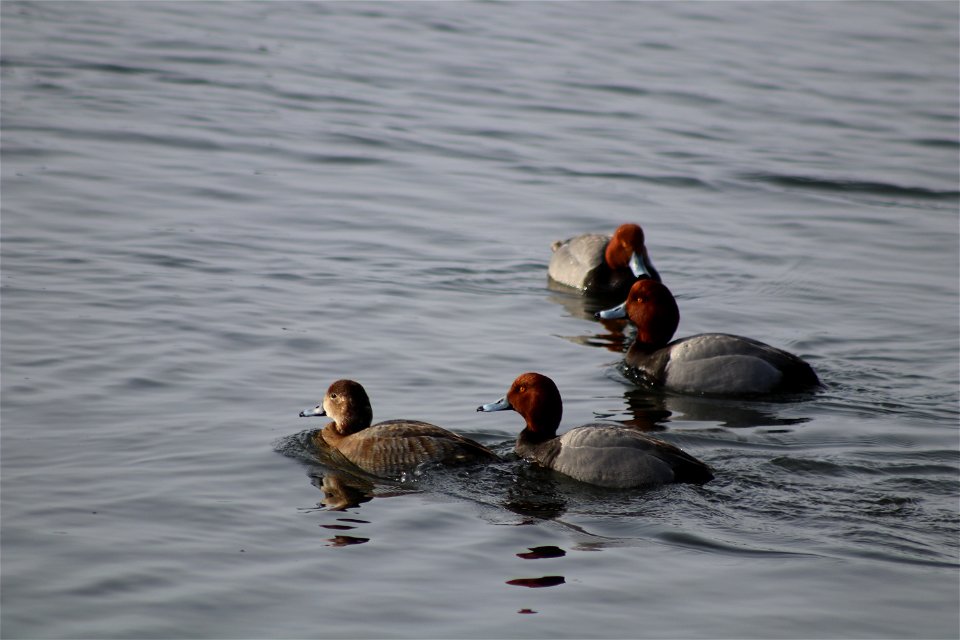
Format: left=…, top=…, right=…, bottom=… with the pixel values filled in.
left=517, top=424, right=714, bottom=488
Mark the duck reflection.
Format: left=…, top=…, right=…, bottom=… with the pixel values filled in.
left=620, top=386, right=811, bottom=430
left=516, top=545, right=566, bottom=559
left=547, top=280, right=633, bottom=319
left=593, top=391, right=671, bottom=431
left=546, top=287, right=632, bottom=353
left=305, top=469, right=417, bottom=547
left=325, top=534, right=371, bottom=547
left=509, top=540, right=568, bottom=594
left=501, top=463, right=568, bottom=522
left=506, top=576, right=566, bottom=588
left=310, top=470, right=376, bottom=511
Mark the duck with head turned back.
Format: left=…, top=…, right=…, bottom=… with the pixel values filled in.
left=300, top=379, right=498, bottom=479
left=477, top=372, right=713, bottom=488
left=597, top=279, right=820, bottom=395
left=548, top=223, right=661, bottom=297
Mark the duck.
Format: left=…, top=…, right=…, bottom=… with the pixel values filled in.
left=597, top=279, right=820, bottom=395
left=548, top=223, right=661, bottom=297
left=300, top=379, right=498, bottom=478
left=477, top=372, right=713, bottom=488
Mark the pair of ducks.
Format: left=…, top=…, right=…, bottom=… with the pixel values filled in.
left=300, top=224, right=819, bottom=490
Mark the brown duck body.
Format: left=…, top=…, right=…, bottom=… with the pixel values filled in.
left=314, top=419, right=498, bottom=478
left=301, top=379, right=498, bottom=479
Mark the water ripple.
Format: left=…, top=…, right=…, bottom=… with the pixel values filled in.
left=741, top=172, right=960, bottom=200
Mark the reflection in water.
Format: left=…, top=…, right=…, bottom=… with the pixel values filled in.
left=546, top=281, right=628, bottom=320
left=506, top=576, right=566, bottom=588
left=311, top=472, right=375, bottom=511
left=308, top=471, right=411, bottom=547
left=557, top=324, right=629, bottom=352
left=501, top=464, right=567, bottom=522
left=546, top=287, right=632, bottom=353
left=326, top=535, right=370, bottom=548
left=621, top=387, right=813, bottom=429
left=516, top=546, right=566, bottom=560
left=589, top=384, right=813, bottom=431
left=590, top=391, right=670, bottom=432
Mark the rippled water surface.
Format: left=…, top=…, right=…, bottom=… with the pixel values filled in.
left=2, top=2, right=958, bottom=638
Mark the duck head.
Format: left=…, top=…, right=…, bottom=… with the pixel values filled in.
left=477, top=372, right=563, bottom=440
left=596, top=279, right=679, bottom=349
left=604, top=223, right=658, bottom=281
left=300, top=379, right=373, bottom=435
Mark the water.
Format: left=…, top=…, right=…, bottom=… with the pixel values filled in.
left=2, top=2, right=958, bottom=638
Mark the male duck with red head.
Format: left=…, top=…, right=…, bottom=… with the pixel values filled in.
left=548, top=223, right=661, bottom=297
left=301, top=379, right=498, bottom=478
left=477, top=372, right=713, bottom=488
left=598, top=279, right=820, bottom=395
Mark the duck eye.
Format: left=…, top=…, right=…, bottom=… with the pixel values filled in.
left=519, top=385, right=526, bottom=393
left=330, top=393, right=337, bottom=399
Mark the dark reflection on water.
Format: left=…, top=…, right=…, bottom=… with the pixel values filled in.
left=516, top=545, right=566, bottom=560
left=546, top=282, right=633, bottom=319
left=501, top=464, right=569, bottom=523
left=506, top=576, right=566, bottom=588
left=616, top=386, right=815, bottom=430
left=311, top=473, right=374, bottom=512
left=547, top=287, right=633, bottom=353
left=326, top=535, right=370, bottom=548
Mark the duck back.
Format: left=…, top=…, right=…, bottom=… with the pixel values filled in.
left=548, top=234, right=609, bottom=290
left=626, top=333, right=819, bottom=395
left=519, top=425, right=713, bottom=489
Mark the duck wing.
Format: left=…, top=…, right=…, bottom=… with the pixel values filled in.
left=548, top=425, right=713, bottom=488
left=628, top=334, right=818, bottom=394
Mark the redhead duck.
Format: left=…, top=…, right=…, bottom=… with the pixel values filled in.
left=548, top=223, right=661, bottom=297
left=300, top=379, right=498, bottom=478
left=597, top=279, right=820, bottom=395
left=477, top=373, right=713, bottom=488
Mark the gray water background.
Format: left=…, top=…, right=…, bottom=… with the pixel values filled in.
left=2, top=2, right=958, bottom=638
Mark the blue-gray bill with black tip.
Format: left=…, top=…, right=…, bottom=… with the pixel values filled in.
left=595, top=301, right=627, bottom=320
left=476, top=397, right=511, bottom=412
left=299, top=405, right=326, bottom=418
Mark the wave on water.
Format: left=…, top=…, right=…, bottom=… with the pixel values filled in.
left=741, top=172, right=960, bottom=200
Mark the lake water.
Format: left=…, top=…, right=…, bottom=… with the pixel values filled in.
left=2, top=2, right=958, bottom=638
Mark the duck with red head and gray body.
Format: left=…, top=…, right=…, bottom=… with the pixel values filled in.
left=548, top=223, right=661, bottom=297
left=597, top=279, right=820, bottom=395
left=477, top=373, right=713, bottom=489
left=301, top=379, right=498, bottom=478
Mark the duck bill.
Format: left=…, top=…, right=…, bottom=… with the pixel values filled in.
left=628, top=252, right=652, bottom=279
left=299, top=405, right=327, bottom=418
left=476, top=397, right=512, bottom=412
left=595, top=301, right=627, bottom=320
